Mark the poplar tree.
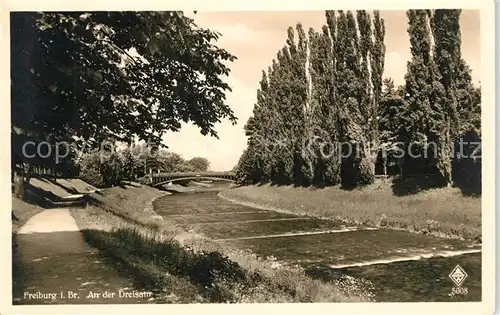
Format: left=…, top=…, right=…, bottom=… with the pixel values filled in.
left=431, top=15, right=480, bottom=126
left=335, top=11, right=354, bottom=186
left=431, top=9, right=481, bottom=190
left=308, top=25, right=341, bottom=186
left=335, top=10, right=373, bottom=187
left=266, top=49, right=293, bottom=184
left=307, top=28, right=326, bottom=186
left=430, top=9, right=480, bottom=186
left=456, top=62, right=481, bottom=136
left=430, top=9, right=461, bottom=135
left=264, top=58, right=281, bottom=183
left=356, top=10, right=372, bottom=118
left=241, top=70, right=271, bottom=183
left=402, top=10, right=440, bottom=179
left=287, top=24, right=312, bottom=186
left=302, top=28, right=320, bottom=184
left=370, top=11, right=386, bottom=173
left=324, top=10, right=342, bottom=185
left=428, top=9, right=459, bottom=185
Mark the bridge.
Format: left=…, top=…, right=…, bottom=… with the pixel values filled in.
left=151, top=171, right=236, bottom=186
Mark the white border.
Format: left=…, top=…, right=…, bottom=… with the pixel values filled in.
left=0, top=1, right=495, bottom=314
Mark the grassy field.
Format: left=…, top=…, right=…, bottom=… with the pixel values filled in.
left=219, top=182, right=481, bottom=242
left=70, top=185, right=374, bottom=303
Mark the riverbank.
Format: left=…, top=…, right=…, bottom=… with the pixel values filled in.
left=12, top=196, right=45, bottom=233
left=70, top=185, right=374, bottom=303
left=219, top=184, right=481, bottom=243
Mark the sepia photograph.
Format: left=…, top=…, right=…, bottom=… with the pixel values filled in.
left=1, top=0, right=496, bottom=314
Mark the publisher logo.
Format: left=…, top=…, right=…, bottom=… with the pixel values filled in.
left=448, top=265, right=468, bottom=296
left=449, top=265, right=467, bottom=287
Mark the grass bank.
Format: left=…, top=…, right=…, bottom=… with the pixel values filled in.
left=70, top=185, right=374, bottom=303
left=219, top=183, right=481, bottom=243
left=72, top=184, right=168, bottom=230
left=11, top=195, right=45, bottom=233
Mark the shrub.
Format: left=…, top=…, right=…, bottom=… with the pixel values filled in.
left=79, top=166, right=104, bottom=188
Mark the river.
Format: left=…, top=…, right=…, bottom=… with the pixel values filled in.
left=153, top=187, right=481, bottom=302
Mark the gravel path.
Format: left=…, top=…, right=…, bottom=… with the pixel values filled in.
left=13, top=209, right=158, bottom=305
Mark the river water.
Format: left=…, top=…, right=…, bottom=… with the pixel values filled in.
left=153, top=190, right=481, bottom=302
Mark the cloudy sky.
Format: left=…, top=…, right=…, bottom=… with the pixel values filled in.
left=161, top=10, right=481, bottom=172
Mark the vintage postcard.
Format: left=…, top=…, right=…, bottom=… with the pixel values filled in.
left=0, top=0, right=496, bottom=314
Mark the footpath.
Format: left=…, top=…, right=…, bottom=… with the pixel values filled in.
left=13, top=208, right=157, bottom=305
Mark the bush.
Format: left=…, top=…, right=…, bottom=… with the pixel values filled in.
left=79, top=166, right=104, bottom=188
left=77, top=146, right=213, bottom=188
left=452, top=131, right=481, bottom=195
left=137, top=175, right=152, bottom=186
left=78, top=150, right=129, bottom=188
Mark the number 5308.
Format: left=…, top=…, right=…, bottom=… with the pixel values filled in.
left=452, top=287, right=468, bottom=295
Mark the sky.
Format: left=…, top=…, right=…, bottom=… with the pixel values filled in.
left=161, top=10, right=481, bottom=172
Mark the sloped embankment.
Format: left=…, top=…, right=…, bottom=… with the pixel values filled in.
left=70, top=185, right=375, bottom=303
left=219, top=184, right=481, bottom=242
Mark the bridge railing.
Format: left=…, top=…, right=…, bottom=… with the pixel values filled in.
left=153, top=171, right=235, bottom=177
left=151, top=171, right=236, bottom=186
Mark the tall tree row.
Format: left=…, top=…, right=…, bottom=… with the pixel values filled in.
left=237, top=10, right=386, bottom=187
left=237, top=9, right=480, bottom=193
